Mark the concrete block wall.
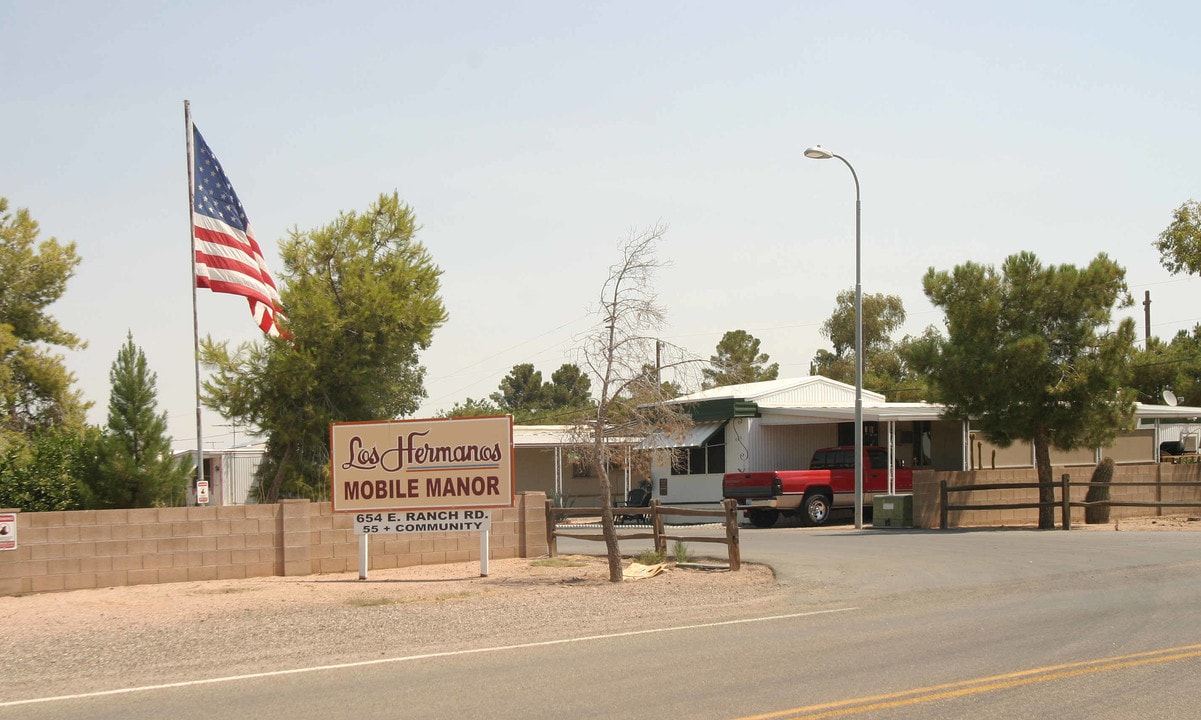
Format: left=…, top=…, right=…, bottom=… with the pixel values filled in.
left=0, top=492, right=548, bottom=596
left=913, top=464, right=1201, bottom=529
left=0, top=504, right=284, bottom=596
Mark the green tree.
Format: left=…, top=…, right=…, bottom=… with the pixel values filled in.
left=810, top=290, right=929, bottom=399
left=911, top=251, right=1136, bottom=529
left=470, top=362, right=594, bottom=423
left=0, top=427, right=94, bottom=512
left=440, top=396, right=502, bottom=419
left=87, top=333, right=192, bottom=508
left=546, top=363, right=593, bottom=412
left=607, top=362, right=685, bottom=426
left=490, top=363, right=546, bottom=421
left=702, top=330, right=779, bottom=389
left=201, top=192, right=447, bottom=502
left=1129, top=328, right=1201, bottom=407
left=1153, top=200, right=1201, bottom=276
left=0, top=198, right=88, bottom=451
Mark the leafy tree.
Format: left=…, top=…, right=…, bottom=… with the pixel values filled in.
left=87, top=333, right=191, bottom=508
left=0, top=427, right=94, bottom=512
left=0, top=198, right=88, bottom=451
left=201, top=192, right=447, bottom=502
left=574, top=225, right=698, bottom=582
left=702, top=330, right=778, bottom=389
left=820, top=289, right=906, bottom=359
left=1143, top=199, right=1201, bottom=406
left=546, top=363, right=593, bottom=411
left=607, top=362, right=685, bottom=426
left=465, top=362, right=594, bottom=423
left=440, top=396, right=502, bottom=419
left=490, top=363, right=546, bottom=421
left=910, top=251, right=1136, bottom=529
left=1153, top=199, right=1201, bottom=276
left=810, top=289, right=929, bottom=399
left=1129, top=328, right=1201, bottom=407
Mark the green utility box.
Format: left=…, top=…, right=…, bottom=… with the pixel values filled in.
left=872, top=494, right=913, bottom=528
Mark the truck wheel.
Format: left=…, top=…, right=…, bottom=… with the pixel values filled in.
left=747, top=509, right=779, bottom=528
left=800, top=492, right=832, bottom=527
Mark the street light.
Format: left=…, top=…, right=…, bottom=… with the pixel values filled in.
left=804, top=145, right=864, bottom=529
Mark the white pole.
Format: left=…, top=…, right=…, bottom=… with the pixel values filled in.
left=887, top=421, right=896, bottom=495
left=479, top=526, right=489, bottom=577
left=358, top=533, right=369, bottom=580
left=185, top=100, right=205, bottom=503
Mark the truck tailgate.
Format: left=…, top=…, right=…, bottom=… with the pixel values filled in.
left=722, top=472, right=778, bottom=499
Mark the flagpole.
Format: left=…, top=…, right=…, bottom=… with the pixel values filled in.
left=185, top=100, right=205, bottom=501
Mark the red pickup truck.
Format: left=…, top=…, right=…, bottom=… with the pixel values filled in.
left=722, top=446, right=913, bottom=528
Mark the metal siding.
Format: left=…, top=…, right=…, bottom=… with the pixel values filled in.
left=762, top=384, right=853, bottom=406
left=1106, top=429, right=1154, bottom=464
left=660, top=473, right=724, bottom=504
left=514, top=447, right=558, bottom=496
left=224, top=453, right=264, bottom=505
left=756, top=424, right=838, bottom=470
left=724, top=418, right=752, bottom=473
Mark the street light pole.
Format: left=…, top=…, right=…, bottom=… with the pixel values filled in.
left=804, top=145, right=864, bottom=529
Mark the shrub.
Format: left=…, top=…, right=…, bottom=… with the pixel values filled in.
left=634, top=548, right=665, bottom=565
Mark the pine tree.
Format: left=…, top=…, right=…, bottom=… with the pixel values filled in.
left=89, top=333, right=191, bottom=508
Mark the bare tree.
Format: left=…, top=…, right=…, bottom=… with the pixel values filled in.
left=573, top=224, right=699, bottom=582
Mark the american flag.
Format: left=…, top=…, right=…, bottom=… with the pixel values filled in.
left=191, top=125, right=285, bottom=337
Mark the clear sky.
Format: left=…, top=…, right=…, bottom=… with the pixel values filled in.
left=2, top=1, right=1199, bottom=452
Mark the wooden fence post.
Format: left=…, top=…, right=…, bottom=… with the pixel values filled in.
left=1061, top=473, right=1071, bottom=531
left=544, top=499, right=558, bottom=557
left=940, top=480, right=949, bottom=530
left=723, top=498, right=741, bottom=571
left=651, top=499, right=666, bottom=554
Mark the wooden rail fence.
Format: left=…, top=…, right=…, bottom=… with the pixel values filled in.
left=941, top=475, right=1201, bottom=529
left=544, top=498, right=741, bottom=570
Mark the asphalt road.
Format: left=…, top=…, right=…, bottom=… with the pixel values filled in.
left=6, top=524, right=1200, bottom=719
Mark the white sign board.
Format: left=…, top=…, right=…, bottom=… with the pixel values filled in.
left=0, top=513, right=16, bottom=551
left=354, top=509, right=491, bottom=535
left=196, top=480, right=210, bottom=505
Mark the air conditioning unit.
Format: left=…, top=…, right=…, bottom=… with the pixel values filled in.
left=872, top=494, right=913, bottom=528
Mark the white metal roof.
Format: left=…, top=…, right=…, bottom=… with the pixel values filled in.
left=1133, top=403, right=1201, bottom=422
left=756, top=402, right=946, bottom=425
left=512, top=425, right=640, bottom=448
left=668, top=376, right=887, bottom=406
left=512, top=425, right=582, bottom=447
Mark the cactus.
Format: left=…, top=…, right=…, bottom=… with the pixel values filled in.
left=1084, top=457, right=1115, bottom=524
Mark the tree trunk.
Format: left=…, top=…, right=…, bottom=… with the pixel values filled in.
left=1033, top=426, right=1055, bottom=529
left=593, top=428, right=623, bottom=582
left=265, top=441, right=295, bottom=504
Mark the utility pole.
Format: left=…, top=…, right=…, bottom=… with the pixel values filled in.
left=1144, top=290, right=1152, bottom=343
left=218, top=423, right=239, bottom=448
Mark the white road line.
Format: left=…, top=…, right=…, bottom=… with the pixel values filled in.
left=1, top=607, right=855, bottom=708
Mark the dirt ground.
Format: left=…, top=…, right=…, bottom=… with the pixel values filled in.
left=1, top=553, right=777, bottom=640
left=1072, top=513, right=1201, bottom=531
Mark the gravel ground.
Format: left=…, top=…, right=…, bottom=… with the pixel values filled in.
left=1, top=554, right=783, bottom=703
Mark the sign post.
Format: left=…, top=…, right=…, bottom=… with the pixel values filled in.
left=331, top=416, right=514, bottom=579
